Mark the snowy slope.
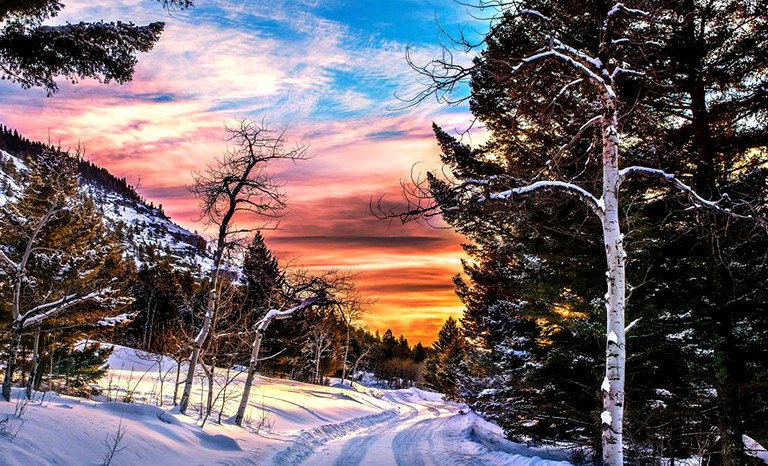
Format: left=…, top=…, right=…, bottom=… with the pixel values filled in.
left=82, top=182, right=214, bottom=276
left=0, top=344, right=576, bottom=466
left=0, top=146, right=214, bottom=278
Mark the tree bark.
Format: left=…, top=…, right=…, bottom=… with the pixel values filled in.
left=3, top=321, right=23, bottom=401
left=600, top=95, right=626, bottom=466
left=235, top=328, right=265, bottom=426
left=25, top=326, right=41, bottom=400
left=342, top=324, right=350, bottom=385
left=712, top=316, right=746, bottom=466
left=179, top=287, right=216, bottom=413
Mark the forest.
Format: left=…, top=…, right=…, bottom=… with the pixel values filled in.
left=3, top=1, right=768, bottom=466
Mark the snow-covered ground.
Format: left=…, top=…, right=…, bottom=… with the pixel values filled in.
left=0, top=344, right=575, bottom=466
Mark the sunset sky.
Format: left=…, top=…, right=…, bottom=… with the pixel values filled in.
left=0, top=0, right=488, bottom=343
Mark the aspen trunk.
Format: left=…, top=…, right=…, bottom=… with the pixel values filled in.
left=179, top=288, right=216, bottom=413
left=235, top=328, right=265, bottom=426
left=600, top=99, right=626, bottom=466
left=3, top=322, right=23, bottom=401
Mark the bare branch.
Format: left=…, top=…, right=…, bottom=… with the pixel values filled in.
left=557, top=115, right=603, bottom=154
left=20, top=284, right=114, bottom=328
left=477, top=179, right=604, bottom=218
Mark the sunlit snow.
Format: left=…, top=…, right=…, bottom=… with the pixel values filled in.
left=0, top=344, right=576, bottom=466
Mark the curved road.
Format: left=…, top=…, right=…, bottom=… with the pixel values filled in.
left=300, top=391, right=462, bottom=466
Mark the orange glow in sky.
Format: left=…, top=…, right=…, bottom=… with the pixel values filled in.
left=0, top=0, right=485, bottom=344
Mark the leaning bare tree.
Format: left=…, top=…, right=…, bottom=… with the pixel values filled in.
left=384, top=3, right=757, bottom=466
left=178, top=119, right=308, bottom=414
left=233, top=269, right=361, bottom=426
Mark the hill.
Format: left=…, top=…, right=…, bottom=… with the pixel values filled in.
left=0, top=125, right=212, bottom=277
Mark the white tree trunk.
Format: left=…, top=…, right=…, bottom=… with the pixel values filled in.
left=600, top=99, right=626, bottom=466
left=234, top=298, right=319, bottom=426
left=234, top=327, right=265, bottom=426
left=342, top=324, right=350, bottom=385
left=179, top=287, right=216, bottom=413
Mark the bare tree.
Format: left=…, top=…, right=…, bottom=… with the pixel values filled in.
left=234, top=270, right=360, bottom=426
left=178, top=119, right=308, bottom=414
left=332, top=279, right=369, bottom=385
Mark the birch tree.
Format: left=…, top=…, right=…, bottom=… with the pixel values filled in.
left=386, top=3, right=757, bottom=465
left=233, top=270, right=360, bottom=426
left=178, top=119, right=308, bottom=414
left=0, top=157, right=126, bottom=401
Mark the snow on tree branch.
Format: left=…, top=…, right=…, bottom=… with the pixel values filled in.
left=0, top=248, right=15, bottom=271
left=20, top=285, right=114, bottom=328
left=475, top=179, right=604, bottom=218
left=618, top=166, right=763, bottom=223
left=256, top=297, right=322, bottom=332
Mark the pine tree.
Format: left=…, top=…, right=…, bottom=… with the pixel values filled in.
left=424, top=317, right=465, bottom=400
left=0, top=0, right=179, bottom=95
left=0, top=154, right=128, bottom=400
left=402, top=2, right=768, bottom=464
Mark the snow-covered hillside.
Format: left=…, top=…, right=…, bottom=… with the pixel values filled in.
left=83, top=182, right=213, bottom=276
left=0, top=344, right=577, bottom=466
left=0, top=146, right=213, bottom=278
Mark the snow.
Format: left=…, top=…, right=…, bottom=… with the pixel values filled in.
left=0, top=150, right=26, bottom=206
left=607, top=330, right=619, bottom=344
left=601, top=410, right=612, bottom=425
left=601, top=376, right=611, bottom=393
left=82, top=183, right=215, bottom=277
left=744, top=435, right=768, bottom=465
left=0, top=344, right=576, bottom=466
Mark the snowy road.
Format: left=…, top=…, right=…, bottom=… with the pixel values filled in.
left=266, top=386, right=576, bottom=466
left=301, top=390, right=459, bottom=466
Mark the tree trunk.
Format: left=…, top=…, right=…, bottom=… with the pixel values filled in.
left=26, top=326, right=41, bottom=400
left=342, top=324, right=350, bottom=385
left=712, top=317, right=746, bottom=466
left=201, top=361, right=214, bottom=425
left=179, top=288, right=216, bottom=413
left=173, top=357, right=182, bottom=406
left=235, top=328, right=265, bottom=426
left=600, top=97, right=626, bottom=466
left=3, top=321, right=23, bottom=401
left=314, top=338, right=323, bottom=385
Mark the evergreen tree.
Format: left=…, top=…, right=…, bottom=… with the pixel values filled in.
left=0, top=154, right=128, bottom=400
left=0, top=0, right=187, bottom=95
left=424, top=317, right=465, bottom=400
left=406, top=1, right=768, bottom=463
left=50, top=342, right=114, bottom=396
left=626, top=3, right=768, bottom=463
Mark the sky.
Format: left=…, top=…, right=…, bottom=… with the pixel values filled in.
left=0, top=0, right=491, bottom=343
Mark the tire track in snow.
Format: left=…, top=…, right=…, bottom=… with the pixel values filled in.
left=331, top=397, right=425, bottom=466
left=268, top=409, right=398, bottom=466
left=305, top=392, right=453, bottom=466
left=393, top=414, right=490, bottom=466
